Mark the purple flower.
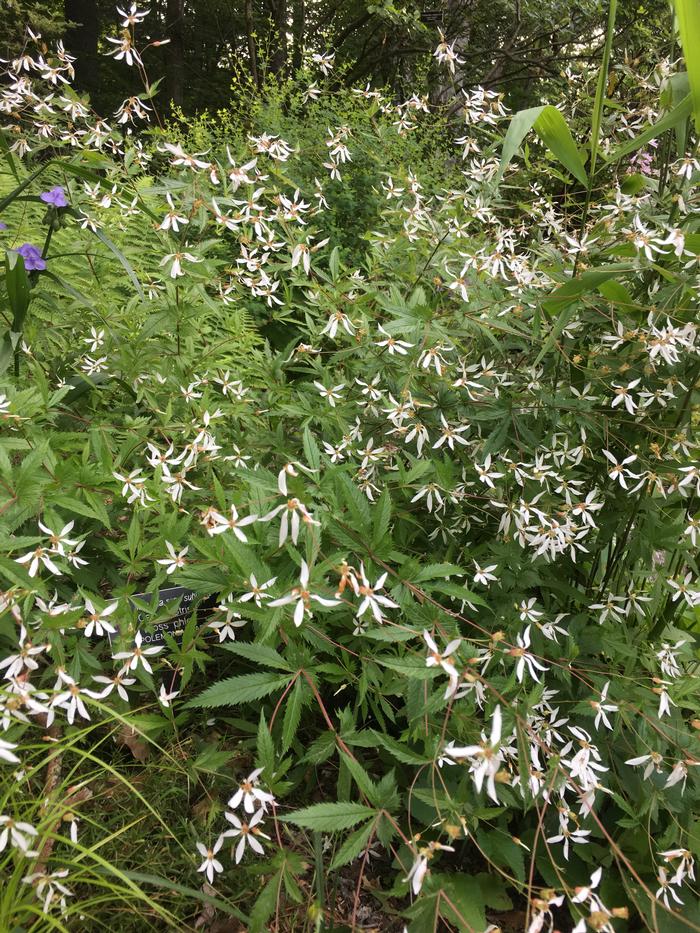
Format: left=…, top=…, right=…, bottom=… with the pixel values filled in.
left=0, top=222, right=7, bottom=231
left=15, top=243, right=46, bottom=271
left=40, top=185, right=68, bottom=208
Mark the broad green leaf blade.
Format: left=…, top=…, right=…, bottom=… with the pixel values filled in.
left=675, top=0, right=700, bottom=133
left=498, top=106, right=545, bottom=183
left=541, top=264, right=635, bottom=316
left=280, top=802, right=377, bottom=831
left=5, top=251, right=30, bottom=331
left=662, top=72, right=691, bottom=156
left=533, top=106, right=589, bottom=186
left=186, top=672, right=291, bottom=709
left=498, top=105, right=588, bottom=186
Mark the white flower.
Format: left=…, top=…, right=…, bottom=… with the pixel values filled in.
left=475, top=454, right=503, bottom=489
left=313, top=381, right=345, bottom=407
left=196, top=836, right=224, bottom=884
left=208, top=505, right=258, bottom=542
left=0, top=816, right=38, bottom=853
left=157, top=542, right=188, bottom=575
left=51, top=683, right=91, bottom=725
left=269, top=560, right=340, bottom=627
left=433, top=414, right=469, bottom=450
left=15, top=546, right=61, bottom=578
left=0, top=738, right=20, bottom=764
left=510, top=626, right=548, bottom=683
left=473, top=562, right=497, bottom=586
left=159, top=192, right=188, bottom=232
left=656, top=866, right=684, bottom=908
left=208, top=598, right=247, bottom=641
left=602, top=450, right=638, bottom=489
left=223, top=809, right=269, bottom=862
left=591, top=681, right=618, bottom=730
left=355, top=564, right=398, bottom=623
left=239, top=575, right=277, bottom=606
left=38, top=519, right=77, bottom=555
left=228, top=768, right=275, bottom=814
left=423, top=630, right=461, bottom=678
left=404, top=840, right=455, bottom=895
left=22, top=867, right=72, bottom=914
left=262, top=498, right=319, bottom=547
left=442, top=705, right=503, bottom=802
left=112, top=631, right=163, bottom=674
left=89, top=672, right=135, bottom=702
left=159, top=682, right=180, bottom=707
left=113, top=469, right=154, bottom=506
left=625, top=751, right=664, bottom=780
left=83, top=598, right=118, bottom=638
left=375, top=325, right=413, bottom=355
left=546, top=827, right=591, bottom=861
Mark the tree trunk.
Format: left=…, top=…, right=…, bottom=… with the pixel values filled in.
left=270, top=0, right=287, bottom=75
left=244, top=0, right=260, bottom=89
left=165, top=0, right=185, bottom=110
left=292, top=0, right=305, bottom=73
left=64, top=0, right=99, bottom=99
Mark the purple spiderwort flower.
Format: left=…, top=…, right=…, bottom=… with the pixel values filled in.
left=0, top=222, right=7, bottom=230
left=15, top=243, right=46, bottom=271
left=40, top=185, right=68, bottom=208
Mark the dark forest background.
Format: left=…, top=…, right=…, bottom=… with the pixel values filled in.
left=4, top=0, right=674, bottom=116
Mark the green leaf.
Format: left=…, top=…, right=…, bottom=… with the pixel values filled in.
left=186, top=672, right=291, bottom=709
left=303, top=424, right=321, bottom=471
left=220, top=641, right=293, bottom=671
left=280, top=802, right=377, bottom=831
left=339, top=751, right=377, bottom=803
left=675, top=0, right=700, bottom=133
left=541, top=264, right=635, bottom=316
left=5, top=250, right=30, bottom=332
left=329, top=246, right=340, bottom=281
left=498, top=105, right=588, bottom=186
left=377, top=658, right=438, bottom=680
left=281, top=677, right=306, bottom=752
left=329, top=820, right=376, bottom=870
left=53, top=494, right=111, bottom=528
left=373, top=731, right=431, bottom=765
left=372, top=488, right=392, bottom=550
left=257, top=710, right=276, bottom=775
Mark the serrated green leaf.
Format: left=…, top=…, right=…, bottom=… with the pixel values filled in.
left=281, top=677, right=306, bottom=752
left=373, top=731, right=431, bottom=766
left=257, top=710, right=276, bottom=775
left=329, top=819, right=376, bottom=870
left=220, top=641, right=293, bottom=671
left=280, top=802, right=377, bottom=831
left=187, top=672, right=291, bottom=709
